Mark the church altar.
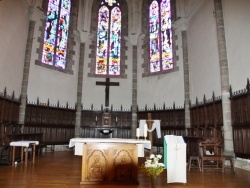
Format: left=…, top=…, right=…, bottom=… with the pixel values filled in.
left=69, top=138, right=151, bottom=184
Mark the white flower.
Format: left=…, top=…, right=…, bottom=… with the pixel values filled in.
left=156, top=154, right=162, bottom=159
left=150, top=154, right=155, bottom=159
left=140, top=153, right=165, bottom=176
left=159, top=163, right=165, bottom=167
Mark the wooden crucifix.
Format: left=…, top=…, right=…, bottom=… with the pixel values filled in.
left=96, top=78, right=119, bottom=107
left=146, top=113, right=155, bottom=155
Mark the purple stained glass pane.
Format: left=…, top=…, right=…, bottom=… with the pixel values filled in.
left=55, top=0, right=71, bottom=69
left=42, top=0, right=60, bottom=66
left=42, top=0, right=71, bottom=69
left=96, top=6, right=109, bottom=75
left=109, top=7, right=121, bottom=75
left=161, top=0, right=173, bottom=70
left=149, top=0, right=160, bottom=73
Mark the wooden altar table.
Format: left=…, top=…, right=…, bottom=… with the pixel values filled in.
left=69, top=138, right=151, bottom=185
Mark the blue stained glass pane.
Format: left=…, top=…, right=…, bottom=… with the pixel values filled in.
left=109, top=7, right=121, bottom=75
left=161, top=0, right=173, bottom=70
left=55, top=0, right=71, bottom=69
left=42, top=0, right=60, bottom=66
left=149, top=1, right=160, bottom=73
left=96, top=6, right=109, bottom=75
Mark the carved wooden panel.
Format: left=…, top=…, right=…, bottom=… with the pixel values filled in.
left=233, top=126, right=250, bottom=158
left=80, top=127, right=131, bottom=139
left=137, top=109, right=185, bottom=127
left=81, top=143, right=138, bottom=184
left=81, top=110, right=132, bottom=128
left=25, top=104, right=76, bottom=126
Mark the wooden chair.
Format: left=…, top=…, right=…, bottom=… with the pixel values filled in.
left=199, top=140, right=225, bottom=172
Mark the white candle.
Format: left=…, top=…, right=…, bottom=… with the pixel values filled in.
left=144, top=124, right=147, bottom=137
left=136, top=128, right=140, bottom=138
left=96, top=116, right=97, bottom=121
left=116, top=117, right=117, bottom=122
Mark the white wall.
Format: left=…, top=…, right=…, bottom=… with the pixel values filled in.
left=223, top=0, right=250, bottom=92
left=187, top=0, right=221, bottom=102
left=0, top=0, right=29, bottom=96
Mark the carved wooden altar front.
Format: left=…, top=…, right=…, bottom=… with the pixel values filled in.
left=81, top=143, right=138, bottom=184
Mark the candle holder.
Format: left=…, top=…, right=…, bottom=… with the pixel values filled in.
left=95, top=116, right=98, bottom=125
left=144, top=136, right=147, bottom=140
left=136, top=136, right=140, bottom=140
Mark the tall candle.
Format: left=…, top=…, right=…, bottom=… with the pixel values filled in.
left=144, top=124, right=147, bottom=137
left=136, top=128, right=140, bottom=138
left=96, top=116, right=97, bottom=121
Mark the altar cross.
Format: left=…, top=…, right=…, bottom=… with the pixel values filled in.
left=96, top=78, right=119, bottom=107
left=146, top=113, right=154, bottom=155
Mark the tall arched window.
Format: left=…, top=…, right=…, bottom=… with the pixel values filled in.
left=41, top=0, right=71, bottom=69
left=95, top=1, right=121, bottom=76
left=149, top=0, right=173, bottom=73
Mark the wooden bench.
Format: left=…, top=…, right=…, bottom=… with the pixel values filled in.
left=10, top=141, right=39, bottom=165
left=0, top=133, right=46, bottom=165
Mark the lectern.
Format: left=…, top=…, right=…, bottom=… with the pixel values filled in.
left=164, top=135, right=187, bottom=184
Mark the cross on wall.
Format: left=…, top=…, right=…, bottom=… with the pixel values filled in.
left=96, top=78, right=119, bottom=107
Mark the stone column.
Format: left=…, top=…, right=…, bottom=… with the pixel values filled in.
left=182, top=30, right=191, bottom=130
left=74, top=30, right=90, bottom=137
left=75, top=43, right=85, bottom=137
left=18, top=7, right=36, bottom=129
left=214, top=0, right=233, bottom=153
left=131, top=45, right=138, bottom=138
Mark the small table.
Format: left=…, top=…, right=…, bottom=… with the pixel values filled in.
left=10, top=141, right=39, bottom=166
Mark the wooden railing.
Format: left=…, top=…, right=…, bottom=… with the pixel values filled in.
left=0, top=88, right=21, bottom=140
left=190, top=93, right=223, bottom=129
left=230, top=79, right=250, bottom=159
left=24, top=101, right=76, bottom=145
left=187, top=94, right=224, bottom=158
left=1, top=78, right=250, bottom=160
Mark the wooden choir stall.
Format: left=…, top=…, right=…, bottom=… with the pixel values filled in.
left=69, top=138, right=151, bottom=185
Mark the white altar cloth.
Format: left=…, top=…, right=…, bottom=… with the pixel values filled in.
left=10, top=141, right=39, bottom=147
left=139, top=119, right=161, bottom=138
left=69, top=138, right=151, bottom=157
left=10, top=141, right=39, bottom=165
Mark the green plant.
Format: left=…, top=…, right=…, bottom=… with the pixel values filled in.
left=140, top=154, right=165, bottom=176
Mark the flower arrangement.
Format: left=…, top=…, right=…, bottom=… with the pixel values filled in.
left=140, top=154, right=165, bottom=176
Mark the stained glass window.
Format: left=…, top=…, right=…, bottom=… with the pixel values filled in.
left=41, top=0, right=71, bottom=69
left=149, top=0, right=173, bottom=73
left=96, top=2, right=121, bottom=75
